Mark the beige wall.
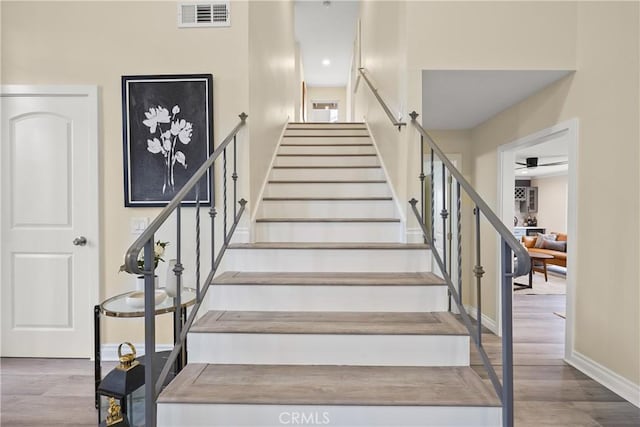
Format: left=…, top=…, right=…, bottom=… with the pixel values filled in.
left=470, top=2, right=639, bottom=385
left=1, top=0, right=295, bottom=346
left=358, top=1, right=639, bottom=388
left=357, top=0, right=409, bottom=219
left=531, top=175, right=568, bottom=234
left=306, top=86, right=347, bottom=122
left=248, top=0, right=297, bottom=214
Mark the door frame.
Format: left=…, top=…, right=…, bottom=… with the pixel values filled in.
left=0, top=85, right=101, bottom=357
left=497, top=118, right=578, bottom=361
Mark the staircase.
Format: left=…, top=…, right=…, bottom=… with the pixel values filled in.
left=155, top=123, right=502, bottom=426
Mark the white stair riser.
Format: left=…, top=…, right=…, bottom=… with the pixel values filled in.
left=188, top=334, right=469, bottom=366
left=284, top=130, right=369, bottom=137
left=287, top=123, right=365, bottom=129
left=275, top=155, right=379, bottom=167
left=281, top=136, right=370, bottom=145
left=270, top=167, right=384, bottom=180
left=255, top=222, right=401, bottom=243
left=222, top=248, right=431, bottom=272
left=158, top=404, right=501, bottom=427
left=279, top=145, right=375, bottom=155
left=208, top=285, right=449, bottom=312
left=260, top=200, right=396, bottom=218
left=265, top=182, right=390, bottom=197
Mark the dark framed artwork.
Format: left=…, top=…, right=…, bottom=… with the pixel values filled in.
left=122, top=74, right=213, bottom=207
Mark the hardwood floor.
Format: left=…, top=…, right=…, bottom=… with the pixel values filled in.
left=1, top=295, right=638, bottom=426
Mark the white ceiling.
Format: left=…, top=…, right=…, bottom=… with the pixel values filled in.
left=422, top=70, right=572, bottom=129
left=514, top=132, right=569, bottom=179
left=294, top=0, right=359, bottom=87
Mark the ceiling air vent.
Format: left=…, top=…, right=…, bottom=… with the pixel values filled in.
left=178, top=2, right=230, bottom=28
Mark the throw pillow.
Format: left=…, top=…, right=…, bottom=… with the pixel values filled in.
left=542, top=239, right=567, bottom=252
left=534, top=233, right=557, bottom=249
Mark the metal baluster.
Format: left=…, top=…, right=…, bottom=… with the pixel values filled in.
left=474, top=205, right=485, bottom=345
left=456, top=182, right=462, bottom=305
left=441, top=163, right=449, bottom=310
left=143, top=237, right=156, bottom=427
left=174, top=205, right=184, bottom=370
left=223, top=147, right=228, bottom=241
left=409, top=111, right=425, bottom=233
left=501, top=238, right=514, bottom=427
left=430, top=149, right=435, bottom=244
left=195, top=181, right=201, bottom=302
left=448, top=172, right=453, bottom=277
left=232, top=135, right=238, bottom=218
left=210, top=159, right=216, bottom=270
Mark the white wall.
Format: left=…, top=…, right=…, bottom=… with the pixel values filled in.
left=531, top=175, right=568, bottom=234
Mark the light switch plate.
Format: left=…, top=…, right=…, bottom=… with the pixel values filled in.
left=131, top=217, right=149, bottom=235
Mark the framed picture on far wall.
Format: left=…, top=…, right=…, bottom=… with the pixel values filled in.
left=122, top=74, right=213, bottom=207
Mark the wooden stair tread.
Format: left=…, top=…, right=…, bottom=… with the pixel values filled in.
left=268, top=180, right=386, bottom=184
left=158, top=364, right=500, bottom=406
left=280, top=143, right=373, bottom=147
left=256, top=218, right=400, bottom=223
left=262, top=196, right=392, bottom=201
left=272, top=166, right=382, bottom=169
left=212, top=271, right=444, bottom=286
left=283, top=135, right=369, bottom=138
left=192, top=311, right=467, bottom=335
left=227, top=242, right=430, bottom=250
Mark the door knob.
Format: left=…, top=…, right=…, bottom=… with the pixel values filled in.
left=73, top=236, right=87, bottom=246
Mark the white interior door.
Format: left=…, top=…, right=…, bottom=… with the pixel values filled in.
left=1, top=86, right=99, bottom=358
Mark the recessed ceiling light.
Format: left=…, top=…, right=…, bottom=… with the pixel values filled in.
left=322, top=58, right=331, bottom=66
left=521, top=170, right=528, bottom=174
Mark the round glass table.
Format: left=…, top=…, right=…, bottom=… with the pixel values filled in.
left=100, top=287, right=197, bottom=317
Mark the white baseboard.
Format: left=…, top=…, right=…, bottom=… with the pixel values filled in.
left=464, top=305, right=498, bottom=335
left=406, top=227, right=425, bottom=244
left=565, top=350, right=640, bottom=408
left=99, top=343, right=173, bottom=362
left=230, top=227, right=250, bottom=243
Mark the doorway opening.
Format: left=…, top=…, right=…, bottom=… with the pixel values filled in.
left=498, top=119, right=578, bottom=360
left=309, top=100, right=339, bottom=122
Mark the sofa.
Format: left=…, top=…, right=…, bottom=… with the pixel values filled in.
left=522, top=232, right=567, bottom=268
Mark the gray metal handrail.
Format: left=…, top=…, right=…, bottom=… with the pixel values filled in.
left=409, top=114, right=530, bottom=275
left=408, top=112, right=530, bottom=427
left=122, top=113, right=248, bottom=426
left=358, top=68, right=406, bottom=131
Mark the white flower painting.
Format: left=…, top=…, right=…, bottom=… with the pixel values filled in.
left=143, top=104, right=193, bottom=194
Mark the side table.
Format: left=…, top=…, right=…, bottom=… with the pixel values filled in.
left=514, top=252, right=554, bottom=290
left=94, top=287, right=196, bottom=409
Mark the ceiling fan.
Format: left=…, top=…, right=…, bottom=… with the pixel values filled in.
left=515, top=157, right=567, bottom=170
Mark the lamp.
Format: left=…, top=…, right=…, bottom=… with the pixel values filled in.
left=97, top=342, right=145, bottom=426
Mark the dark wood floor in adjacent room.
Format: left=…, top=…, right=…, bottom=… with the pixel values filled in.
left=1, top=294, right=638, bottom=426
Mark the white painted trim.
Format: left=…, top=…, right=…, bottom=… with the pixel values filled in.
left=0, top=85, right=101, bottom=358
left=158, top=403, right=502, bottom=427
left=497, top=118, right=578, bottom=346
left=565, top=351, right=640, bottom=408
left=99, top=343, right=173, bottom=362
left=464, top=304, right=498, bottom=335
left=230, top=226, right=249, bottom=244
left=363, top=120, right=407, bottom=242
left=249, top=118, right=289, bottom=234
left=188, top=333, right=470, bottom=366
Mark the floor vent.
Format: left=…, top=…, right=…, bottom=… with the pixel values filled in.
left=178, top=2, right=230, bottom=28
